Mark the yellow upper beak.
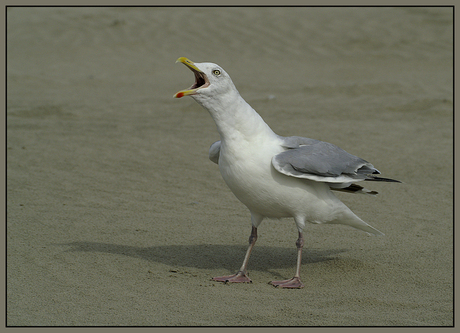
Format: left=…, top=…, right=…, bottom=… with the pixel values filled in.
left=173, top=57, right=209, bottom=98
left=176, top=57, right=201, bottom=72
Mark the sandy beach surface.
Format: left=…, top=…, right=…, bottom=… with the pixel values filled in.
left=6, top=7, right=453, bottom=326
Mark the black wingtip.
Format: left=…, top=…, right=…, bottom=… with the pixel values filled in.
left=332, top=183, right=380, bottom=195
left=365, top=176, right=402, bottom=183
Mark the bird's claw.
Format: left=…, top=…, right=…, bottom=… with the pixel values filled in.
left=269, top=277, right=304, bottom=289
left=212, top=271, right=252, bottom=284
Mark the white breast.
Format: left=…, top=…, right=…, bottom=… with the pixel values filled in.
left=217, top=137, right=336, bottom=221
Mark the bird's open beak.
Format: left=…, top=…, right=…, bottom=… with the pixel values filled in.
left=173, top=57, right=210, bottom=98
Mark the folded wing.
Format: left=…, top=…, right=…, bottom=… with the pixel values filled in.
left=273, top=136, right=400, bottom=192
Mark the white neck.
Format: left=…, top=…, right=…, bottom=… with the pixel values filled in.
left=192, top=90, right=276, bottom=143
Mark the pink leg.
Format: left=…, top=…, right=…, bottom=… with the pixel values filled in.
left=212, top=226, right=257, bottom=284
left=269, top=231, right=305, bottom=289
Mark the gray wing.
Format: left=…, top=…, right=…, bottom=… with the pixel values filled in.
left=273, top=136, right=381, bottom=186
left=209, top=140, right=221, bottom=164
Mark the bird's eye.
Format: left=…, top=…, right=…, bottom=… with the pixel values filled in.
left=212, top=69, right=221, bottom=76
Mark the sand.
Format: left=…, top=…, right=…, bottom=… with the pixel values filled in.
left=6, top=7, right=453, bottom=326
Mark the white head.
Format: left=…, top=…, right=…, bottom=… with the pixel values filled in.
left=173, top=57, right=238, bottom=106
left=173, top=57, right=274, bottom=140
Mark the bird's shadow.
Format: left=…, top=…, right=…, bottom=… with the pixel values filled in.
left=55, top=241, right=348, bottom=273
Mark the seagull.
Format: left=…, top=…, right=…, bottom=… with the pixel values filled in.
left=174, top=57, right=400, bottom=289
